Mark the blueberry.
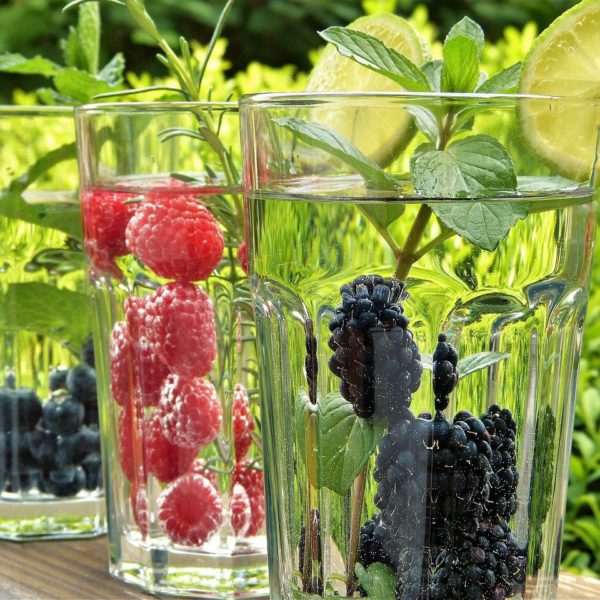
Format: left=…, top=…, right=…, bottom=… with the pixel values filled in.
left=40, top=466, right=86, bottom=497
left=1, top=387, right=42, bottom=432
left=81, top=335, right=95, bottom=369
left=81, top=452, right=102, bottom=490
left=66, top=365, right=97, bottom=405
left=49, top=367, right=68, bottom=391
left=42, top=396, right=84, bottom=436
left=25, top=430, right=66, bottom=470
left=60, top=427, right=101, bottom=465
left=5, top=467, right=42, bottom=493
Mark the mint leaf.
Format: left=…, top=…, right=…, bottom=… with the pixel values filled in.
left=445, top=16, right=484, bottom=57
left=0, top=283, right=91, bottom=355
left=61, top=27, right=88, bottom=71
left=98, top=53, right=126, bottom=86
left=441, top=36, right=480, bottom=92
left=295, top=390, right=320, bottom=489
left=53, top=68, right=115, bottom=103
left=318, top=26, right=430, bottom=92
left=0, top=143, right=82, bottom=239
left=355, top=563, right=397, bottom=600
left=411, top=135, right=517, bottom=198
left=477, top=63, right=521, bottom=93
left=274, top=118, right=399, bottom=190
left=318, top=392, right=386, bottom=495
left=77, top=3, right=101, bottom=75
left=35, top=87, right=76, bottom=106
left=0, top=53, right=61, bottom=77
left=360, top=203, right=405, bottom=230
left=422, top=59, right=443, bottom=91
left=457, top=352, right=510, bottom=377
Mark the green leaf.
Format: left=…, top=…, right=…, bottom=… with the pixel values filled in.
left=35, top=87, right=77, bottom=106
left=98, top=53, right=126, bottom=86
left=457, top=352, right=510, bottom=377
left=0, top=143, right=82, bottom=240
left=318, top=26, right=431, bottom=92
left=477, top=63, right=521, bottom=93
left=53, top=68, right=115, bottom=104
left=0, top=283, right=91, bottom=355
left=77, top=2, right=101, bottom=74
left=441, top=36, right=480, bottom=93
left=422, top=59, right=443, bottom=91
left=274, top=118, right=399, bottom=190
left=445, top=17, right=485, bottom=57
left=60, top=27, right=87, bottom=70
left=360, top=203, right=405, bottom=230
left=0, top=53, right=61, bottom=77
left=411, top=136, right=527, bottom=251
left=355, top=563, right=397, bottom=600
left=295, top=389, right=320, bottom=489
left=318, top=392, right=386, bottom=495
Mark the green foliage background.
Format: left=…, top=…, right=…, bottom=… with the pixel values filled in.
left=0, top=0, right=598, bottom=579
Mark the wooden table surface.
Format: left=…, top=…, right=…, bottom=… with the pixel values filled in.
left=0, top=536, right=599, bottom=599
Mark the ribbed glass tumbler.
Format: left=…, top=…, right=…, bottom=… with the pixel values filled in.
left=0, top=106, right=105, bottom=540
left=75, top=102, right=268, bottom=598
left=240, top=92, right=600, bottom=600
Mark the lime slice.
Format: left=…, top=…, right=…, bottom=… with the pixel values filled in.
left=519, top=0, right=600, bottom=182
left=306, top=13, right=429, bottom=166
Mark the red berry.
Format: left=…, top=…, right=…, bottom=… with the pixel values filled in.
left=125, top=196, right=224, bottom=282
left=157, top=473, right=223, bottom=547
left=82, top=189, right=137, bottom=278
left=188, top=458, right=219, bottom=491
left=136, top=338, right=169, bottom=407
left=145, top=411, right=196, bottom=483
left=232, top=461, right=265, bottom=537
left=117, top=403, right=145, bottom=483
left=230, top=483, right=251, bottom=537
left=124, top=295, right=148, bottom=343
left=237, top=241, right=248, bottom=275
left=233, top=384, right=255, bottom=461
left=130, top=482, right=150, bottom=537
left=144, top=282, right=217, bottom=379
left=158, top=374, right=222, bottom=449
left=110, top=321, right=138, bottom=407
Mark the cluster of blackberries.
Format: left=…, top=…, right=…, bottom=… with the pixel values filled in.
left=328, top=275, right=423, bottom=421
left=358, top=406, right=524, bottom=599
left=432, top=334, right=458, bottom=412
left=0, top=361, right=101, bottom=497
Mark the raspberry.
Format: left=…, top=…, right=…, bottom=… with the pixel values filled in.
left=233, top=383, right=254, bottom=461
left=145, top=411, right=196, bottom=483
left=136, top=338, right=169, bottom=407
left=230, top=483, right=251, bottom=537
left=130, top=481, right=150, bottom=537
left=117, top=404, right=145, bottom=483
left=110, top=321, right=137, bottom=407
left=82, top=189, right=137, bottom=278
left=232, top=461, right=265, bottom=537
left=188, top=458, right=219, bottom=491
left=237, top=241, right=249, bottom=274
left=144, top=282, right=217, bottom=378
left=124, top=295, right=148, bottom=343
left=125, top=196, right=224, bottom=282
left=157, top=473, right=223, bottom=546
left=158, top=374, right=222, bottom=449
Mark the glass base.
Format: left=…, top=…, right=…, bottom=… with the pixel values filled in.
left=0, top=494, right=106, bottom=540
left=110, top=532, right=270, bottom=599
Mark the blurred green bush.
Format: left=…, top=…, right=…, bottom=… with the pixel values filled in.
left=0, top=0, right=577, bottom=103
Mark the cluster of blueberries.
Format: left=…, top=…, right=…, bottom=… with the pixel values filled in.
left=0, top=342, right=101, bottom=498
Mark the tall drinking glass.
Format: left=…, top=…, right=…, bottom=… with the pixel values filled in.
left=75, top=102, right=268, bottom=598
left=241, top=92, right=600, bottom=600
left=0, top=106, right=105, bottom=540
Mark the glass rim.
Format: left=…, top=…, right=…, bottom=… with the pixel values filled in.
left=0, top=105, right=73, bottom=116
left=239, top=90, right=600, bottom=107
left=76, top=101, right=238, bottom=116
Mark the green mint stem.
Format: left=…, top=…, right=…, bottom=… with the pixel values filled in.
left=346, top=465, right=368, bottom=596
left=358, top=206, right=402, bottom=259
left=413, top=228, right=455, bottom=261
left=394, top=205, right=433, bottom=280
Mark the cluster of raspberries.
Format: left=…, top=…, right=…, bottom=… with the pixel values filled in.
left=94, top=181, right=261, bottom=547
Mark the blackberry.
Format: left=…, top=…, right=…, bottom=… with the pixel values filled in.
left=328, top=275, right=422, bottom=420
left=357, top=514, right=394, bottom=569
left=432, top=334, right=458, bottom=411
left=480, top=405, right=518, bottom=522
left=297, top=509, right=323, bottom=594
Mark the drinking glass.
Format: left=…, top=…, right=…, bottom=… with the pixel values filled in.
left=75, top=102, right=268, bottom=598
left=0, top=106, right=105, bottom=540
left=240, top=92, right=600, bottom=600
